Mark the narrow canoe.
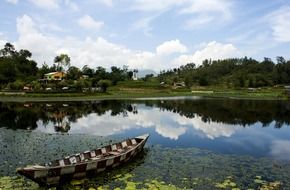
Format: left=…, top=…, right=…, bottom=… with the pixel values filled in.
left=16, top=134, right=149, bottom=186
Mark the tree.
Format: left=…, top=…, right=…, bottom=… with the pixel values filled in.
left=0, top=43, right=16, bottom=57
left=97, top=80, right=112, bottom=92
left=127, top=71, right=133, bottom=80
left=19, top=49, right=32, bottom=58
left=82, top=65, right=94, bottom=78
left=54, top=54, right=71, bottom=72
left=67, top=66, right=82, bottom=80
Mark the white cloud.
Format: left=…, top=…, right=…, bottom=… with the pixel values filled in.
left=14, top=15, right=241, bottom=72
left=174, top=41, right=240, bottom=66
left=99, top=0, right=113, bottom=7
left=0, top=40, right=7, bottom=48
left=28, top=0, right=59, bottom=9
left=132, top=15, right=156, bottom=36
left=156, top=40, right=187, bottom=55
left=131, top=0, right=232, bottom=30
left=64, top=0, right=79, bottom=11
left=78, top=15, right=104, bottom=31
left=268, top=6, right=290, bottom=42
left=14, top=15, right=157, bottom=70
left=131, top=0, right=181, bottom=12
left=16, top=15, right=60, bottom=64
left=179, top=0, right=231, bottom=19
left=6, top=0, right=18, bottom=4
left=183, top=15, right=214, bottom=29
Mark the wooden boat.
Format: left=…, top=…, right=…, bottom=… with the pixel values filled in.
left=16, top=134, right=149, bottom=186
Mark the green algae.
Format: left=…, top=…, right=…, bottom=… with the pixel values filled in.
left=0, top=130, right=290, bottom=189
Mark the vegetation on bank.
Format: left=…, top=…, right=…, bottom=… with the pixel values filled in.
left=0, top=42, right=290, bottom=100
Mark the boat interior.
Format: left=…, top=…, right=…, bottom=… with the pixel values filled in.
left=47, top=137, right=142, bottom=167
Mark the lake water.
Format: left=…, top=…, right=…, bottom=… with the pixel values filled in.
left=0, top=97, right=290, bottom=189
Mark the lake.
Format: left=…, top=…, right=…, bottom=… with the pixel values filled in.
left=0, top=97, right=290, bottom=189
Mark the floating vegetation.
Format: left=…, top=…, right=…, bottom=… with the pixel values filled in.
left=215, top=176, right=238, bottom=189
left=0, top=128, right=290, bottom=189
left=0, top=176, right=39, bottom=190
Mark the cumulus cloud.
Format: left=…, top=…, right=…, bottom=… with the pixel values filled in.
left=28, top=0, right=59, bottom=9
left=174, top=41, right=240, bottom=67
left=6, top=0, right=18, bottom=4
left=156, top=40, right=187, bottom=55
left=268, top=6, right=290, bottom=42
left=14, top=15, right=240, bottom=71
left=78, top=15, right=104, bottom=31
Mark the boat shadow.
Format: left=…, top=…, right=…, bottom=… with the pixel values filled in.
left=55, top=148, right=149, bottom=190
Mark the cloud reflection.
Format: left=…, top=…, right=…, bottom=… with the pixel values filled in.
left=36, top=104, right=240, bottom=140
left=270, top=140, right=290, bottom=160
left=190, top=116, right=240, bottom=140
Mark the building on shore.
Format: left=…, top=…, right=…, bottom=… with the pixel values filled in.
left=44, top=72, right=66, bottom=81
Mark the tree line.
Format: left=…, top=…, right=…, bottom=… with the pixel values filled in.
left=0, top=43, right=134, bottom=92
left=158, top=57, right=290, bottom=88
left=1, top=42, right=290, bottom=92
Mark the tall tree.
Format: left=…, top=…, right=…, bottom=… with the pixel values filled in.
left=54, top=54, right=71, bottom=72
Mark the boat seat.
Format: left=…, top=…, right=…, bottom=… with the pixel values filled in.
left=69, top=156, right=77, bottom=164
left=108, top=151, right=120, bottom=156
left=131, top=139, right=137, bottom=145
left=90, top=155, right=102, bottom=160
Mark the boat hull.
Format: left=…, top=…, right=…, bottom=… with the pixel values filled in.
left=17, top=134, right=149, bottom=186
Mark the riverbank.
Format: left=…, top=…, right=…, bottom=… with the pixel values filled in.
left=0, top=87, right=288, bottom=102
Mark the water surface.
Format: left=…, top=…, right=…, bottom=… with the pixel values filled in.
left=0, top=97, right=290, bottom=189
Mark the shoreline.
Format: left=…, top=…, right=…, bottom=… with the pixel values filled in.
left=0, top=90, right=287, bottom=102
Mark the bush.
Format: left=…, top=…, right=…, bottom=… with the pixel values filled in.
left=30, top=81, right=42, bottom=91
left=7, top=80, right=25, bottom=90
left=97, top=80, right=112, bottom=92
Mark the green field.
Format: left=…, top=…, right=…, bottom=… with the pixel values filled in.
left=0, top=80, right=288, bottom=102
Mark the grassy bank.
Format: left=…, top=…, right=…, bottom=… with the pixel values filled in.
left=0, top=81, right=288, bottom=102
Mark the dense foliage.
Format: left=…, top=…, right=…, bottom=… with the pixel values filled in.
left=0, top=43, right=37, bottom=86
left=0, top=43, right=132, bottom=92
left=158, top=57, right=290, bottom=88
left=1, top=42, right=289, bottom=92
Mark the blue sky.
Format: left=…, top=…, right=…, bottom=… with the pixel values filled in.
left=0, top=0, right=290, bottom=71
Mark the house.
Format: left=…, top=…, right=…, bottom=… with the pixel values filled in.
left=44, top=72, right=66, bottom=81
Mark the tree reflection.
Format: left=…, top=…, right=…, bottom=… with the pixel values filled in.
left=0, top=99, right=289, bottom=132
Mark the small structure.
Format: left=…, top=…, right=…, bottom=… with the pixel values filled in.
left=132, top=69, right=138, bottom=80
left=44, top=72, right=66, bottom=81
left=23, top=86, right=32, bottom=91
left=174, top=82, right=185, bottom=87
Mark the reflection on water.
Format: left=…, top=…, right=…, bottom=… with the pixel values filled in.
left=0, top=98, right=290, bottom=188
left=0, top=99, right=290, bottom=158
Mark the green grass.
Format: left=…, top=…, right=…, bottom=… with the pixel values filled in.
left=0, top=84, right=288, bottom=102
